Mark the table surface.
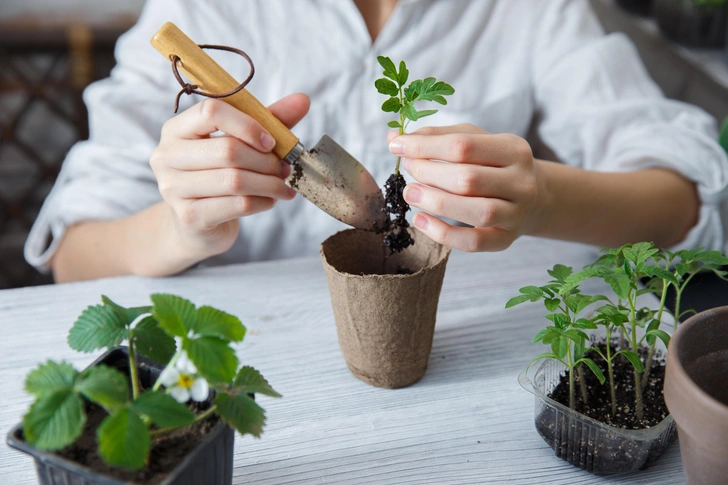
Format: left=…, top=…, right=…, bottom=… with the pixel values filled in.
left=0, top=237, right=685, bottom=484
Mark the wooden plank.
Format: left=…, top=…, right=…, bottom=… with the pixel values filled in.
left=0, top=237, right=684, bottom=484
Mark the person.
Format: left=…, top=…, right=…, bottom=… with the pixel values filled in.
left=24, top=0, right=728, bottom=283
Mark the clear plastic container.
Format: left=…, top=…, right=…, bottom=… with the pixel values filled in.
left=519, top=359, right=677, bottom=475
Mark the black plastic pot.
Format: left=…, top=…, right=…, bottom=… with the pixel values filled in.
left=654, top=0, right=728, bottom=48
left=616, top=0, right=654, bottom=16
left=6, top=347, right=235, bottom=485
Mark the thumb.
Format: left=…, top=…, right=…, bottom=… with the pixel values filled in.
left=268, top=93, right=310, bottom=129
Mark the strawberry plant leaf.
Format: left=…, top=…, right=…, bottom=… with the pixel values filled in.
left=214, top=393, right=266, bottom=437
left=151, top=294, right=196, bottom=338
left=97, top=408, right=150, bottom=470
left=232, top=366, right=281, bottom=398
left=68, top=304, right=128, bottom=352
left=133, top=316, right=176, bottom=365
left=75, top=365, right=129, bottom=412
left=193, top=306, right=246, bottom=342
left=25, top=361, right=78, bottom=397
left=23, top=389, right=85, bottom=451
left=101, top=295, right=151, bottom=325
left=184, top=336, right=239, bottom=384
left=131, top=390, right=195, bottom=428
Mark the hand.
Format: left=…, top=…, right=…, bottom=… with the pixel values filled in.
left=150, top=94, right=310, bottom=262
left=388, top=124, right=543, bottom=252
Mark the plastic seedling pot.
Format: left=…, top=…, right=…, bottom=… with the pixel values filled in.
left=6, top=347, right=235, bottom=485
left=519, top=359, right=676, bottom=475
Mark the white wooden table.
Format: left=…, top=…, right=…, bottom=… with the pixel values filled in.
left=0, top=237, right=684, bottom=484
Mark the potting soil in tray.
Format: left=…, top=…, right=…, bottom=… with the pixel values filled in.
left=55, top=401, right=219, bottom=485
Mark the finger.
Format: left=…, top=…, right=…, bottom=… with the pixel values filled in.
left=267, top=92, right=310, bottom=129
left=163, top=168, right=296, bottom=200
left=160, top=137, right=284, bottom=175
left=386, top=123, right=485, bottom=145
left=403, top=183, right=519, bottom=229
left=412, top=212, right=515, bottom=252
left=182, top=196, right=276, bottom=228
left=389, top=132, right=531, bottom=166
left=403, top=158, right=518, bottom=199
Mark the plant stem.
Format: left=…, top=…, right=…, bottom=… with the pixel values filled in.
left=577, top=365, right=588, bottom=407
left=567, top=349, right=575, bottom=411
left=641, top=278, right=668, bottom=391
left=152, top=349, right=183, bottom=392
left=628, top=295, right=644, bottom=421
left=149, top=404, right=218, bottom=437
left=605, top=326, right=617, bottom=416
left=127, top=329, right=141, bottom=400
left=674, top=273, right=696, bottom=327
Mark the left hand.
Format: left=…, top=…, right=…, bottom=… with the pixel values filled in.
left=388, top=124, right=544, bottom=252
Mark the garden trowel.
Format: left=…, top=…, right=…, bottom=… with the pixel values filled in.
left=151, top=22, right=386, bottom=231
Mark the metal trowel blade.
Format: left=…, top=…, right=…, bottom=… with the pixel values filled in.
left=286, top=134, right=387, bottom=231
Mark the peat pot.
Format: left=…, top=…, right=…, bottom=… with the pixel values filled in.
left=654, top=0, right=728, bottom=47
left=7, top=348, right=235, bottom=485
left=320, top=228, right=450, bottom=389
left=664, top=306, right=728, bottom=485
left=519, top=359, right=677, bottom=475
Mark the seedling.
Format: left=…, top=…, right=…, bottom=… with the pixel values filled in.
left=375, top=56, right=454, bottom=252
left=21, top=294, right=280, bottom=470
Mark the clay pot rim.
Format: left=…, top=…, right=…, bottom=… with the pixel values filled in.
left=666, top=306, right=728, bottom=419
left=319, top=228, right=451, bottom=280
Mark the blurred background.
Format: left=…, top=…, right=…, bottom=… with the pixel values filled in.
left=0, top=0, right=727, bottom=290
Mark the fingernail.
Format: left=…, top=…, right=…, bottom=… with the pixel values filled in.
left=404, top=185, right=422, bottom=203
left=414, top=213, right=428, bottom=230
left=260, top=132, right=276, bottom=151
left=402, top=158, right=412, bottom=171
left=389, top=140, right=405, bottom=155
left=287, top=187, right=297, bottom=198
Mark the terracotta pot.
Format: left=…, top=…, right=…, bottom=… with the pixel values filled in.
left=320, top=228, right=450, bottom=389
left=664, top=306, right=728, bottom=485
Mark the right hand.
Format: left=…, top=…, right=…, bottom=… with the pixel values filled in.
left=150, top=93, right=310, bottom=262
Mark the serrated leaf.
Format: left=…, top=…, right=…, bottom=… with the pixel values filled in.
left=402, top=103, right=419, bottom=121
left=101, top=295, right=151, bottom=325
left=75, top=365, right=128, bottom=412
left=131, top=390, right=195, bottom=428
left=68, top=305, right=128, bottom=352
left=561, top=268, right=600, bottom=294
left=214, top=393, right=266, bottom=437
left=642, top=266, right=678, bottom=285
left=133, top=316, right=176, bottom=365
left=184, top=337, right=239, bottom=384
left=544, top=298, right=560, bottom=312
left=151, top=294, right=196, bottom=338
left=23, top=389, right=85, bottom=451
left=548, top=264, right=573, bottom=284
left=646, top=329, right=671, bottom=348
left=505, top=295, right=530, bottom=308
left=193, top=306, right=246, bottom=342
left=617, top=350, right=644, bottom=373
left=579, top=358, right=606, bottom=385
left=25, top=361, right=78, bottom=397
left=404, top=80, right=421, bottom=101
left=694, top=250, right=728, bottom=266
left=381, top=97, right=401, bottom=113
left=604, top=271, right=632, bottom=300
left=232, top=366, right=281, bottom=398
left=551, top=336, right=569, bottom=359
left=97, top=408, right=150, bottom=470
left=387, top=120, right=401, bottom=129
left=546, top=313, right=570, bottom=330
left=398, top=60, right=409, bottom=85
left=377, top=56, right=398, bottom=81
left=375, top=78, right=399, bottom=96
left=520, top=286, right=544, bottom=301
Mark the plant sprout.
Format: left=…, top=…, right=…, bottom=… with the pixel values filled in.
left=22, top=294, right=280, bottom=470
left=375, top=56, right=454, bottom=252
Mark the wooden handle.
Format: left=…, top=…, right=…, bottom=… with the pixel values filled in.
left=151, top=22, right=299, bottom=160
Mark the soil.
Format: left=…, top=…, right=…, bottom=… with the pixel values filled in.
left=289, top=158, right=304, bottom=189
left=55, top=400, right=219, bottom=485
left=380, top=172, right=414, bottom=253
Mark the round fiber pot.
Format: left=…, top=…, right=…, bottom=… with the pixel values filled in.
left=664, top=306, right=728, bottom=485
left=320, top=228, right=450, bottom=389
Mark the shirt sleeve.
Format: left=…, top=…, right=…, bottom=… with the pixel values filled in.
left=532, top=0, right=728, bottom=253
left=24, top=0, right=192, bottom=272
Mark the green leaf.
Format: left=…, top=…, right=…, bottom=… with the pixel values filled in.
left=377, top=56, right=398, bottom=82
left=375, top=78, right=399, bottom=96
left=387, top=120, right=401, bottom=129
left=520, top=286, right=544, bottom=301
left=551, top=336, right=569, bottom=359
left=561, top=268, right=600, bottom=294
left=131, top=390, right=195, bottom=428
left=642, top=266, right=678, bottom=285
left=623, top=242, right=658, bottom=266
left=68, top=304, right=129, bottom=352
left=694, top=250, right=728, bottom=266
left=573, top=339, right=585, bottom=361
left=546, top=313, right=570, bottom=330
left=232, top=366, right=281, bottom=398
left=505, top=295, right=530, bottom=308
left=398, top=60, right=409, bottom=86
left=402, top=103, right=419, bottom=121
left=214, top=393, right=266, bottom=437
left=97, top=408, right=150, bottom=470
left=101, top=295, right=151, bottom=325
left=416, top=80, right=455, bottom=101
left=547, top=264, right=573, bottom=284
left=416, top=109, right=439, bottom=119
left=646, top=329, right=671, bottom=348
left=564, top=329, right=589, bottom=344
left=617, top=350, right=644, bottom=373
left=533, top=329, right=549, bottom=343
left=604, top=271, right=632, bottom=300
left=23, top=389, right=85, bottom=451
left=151, top=294, right=197, bottom=338
left=544, top=298, right=560, bottom=312
left=75, top=365, right=128, bottom=412
left=133, top=316, right=177, bottom=365
left=525, top=352, right=562, bottom=373
left=573, top=318, right=598, bottom=330
left=25, top=361, right=78, bottom=397
left=719, top=116, right=728, bottom=154
left=381, top=97, right=401, bottom=113
left=184, top=337, right=239, bottom=384
left=578, top=358, right=606, bottom=385
left=644, top=318, right=661, bottom=345
left=404, top=80, right=421, bottom=101
left=193, top=306, right=246, bottom=342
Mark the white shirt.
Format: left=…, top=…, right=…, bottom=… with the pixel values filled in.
left=25, top=0, right=728, bottom=271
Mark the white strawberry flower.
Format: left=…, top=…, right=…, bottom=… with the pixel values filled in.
left=158, top=351, right=209, bottom=403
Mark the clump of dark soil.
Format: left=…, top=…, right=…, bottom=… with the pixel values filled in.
left=380, top=173, right=414, bottom=253
left=549, top=341, right=669, bottom=429
left=289, top=159, right=303, bottom=189
left=55, top=401, right=219, bottom=485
